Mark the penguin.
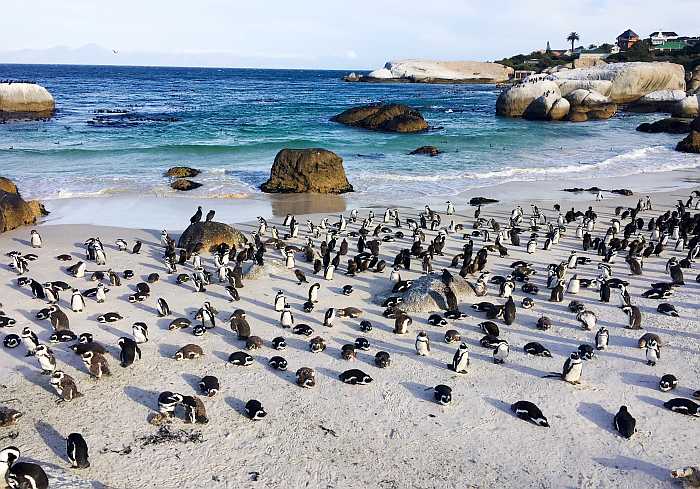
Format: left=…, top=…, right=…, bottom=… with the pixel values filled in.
left=156, top=298, right=170, bottom=317
left=30, top=230, right=42, bottom=248
left=339, top=369, right=373, bottom=385
left=433, top=385, right=452, bottom=405
left=645, top=339, right=660, bottom=366
left=174, top=344, right=204, bottom=360
left=659, top=374, right=678, bottom=392
left=394, top=312, right=412, bottom=334
left=49, top=331, right=77, bottom=343
left=280, top=304, right=294, bottom=328
left=544, top=352, right=583, bottom=384
left=449, top=343, right=470, bottom=373
left=245, top=399, right=267, bottom=420
left=595, top=327, right=609, bottom=350
left=70, top=289, right=86, bottom=312
left=576, top=310, right=597, bottom=330
left=199, top=375, right=220, bottom=397
left=292, top=324, right=314, bottom=336
left=503, top=296, right=516, bottom=325
left=21, top=327, right=39, bottom=356
left=274, top=290, right=286, bottom=312
left=228, top=351, right=254, bottom=366
left=511, top=400, right=549, bottom=427
left=521, top=297, right=534, bottom=309
left=3, top=334, right=21, bottom=349
left=549, top=283, right=564, bottom=303
left=268, top=356, right=288, bottom=371
left=657, top=303, right=679, bottom=317
left=479, top=321, right=500, bottom=336
left=132, top=240, right=142, bottom=254
left=168, top=317, right=191, bottom=331
left=323, top=308, right=336, bottom=327
left=523, top=342, right=551, bottom=357
left=446, top=330, right=462, bottom=344
left=415, top=331, right=430, bottom=356
left=0, top=316, right=17, bottom=328
left=35, top=344, right=56, bottom=374
left=428, top=314, right=447, bottom=327
left=97, top=312, right=123, bottom=323
left=374, top=351, right=391, bottom=368
left=118, top=337, right=141, bottom=367
left=342, top=284, right=353, bottom=296
left=493, top=340, right=509, bottom=364
left=309, top=336, right=326, bottom=353
left=663, top=398, right=699, bottom=417
left=567, top=274, right=580, bottom=294
left=181, top=395, right=209, bottom=424
left=157, top=391, right=183, bottom=417
left=0, top=446, right=49, bottom=489
left=308, top=283, right=320, bottom=303
left=82, top=351, right=111, bottom=378
left=50, top=370, right=81, bottom=401
left=324, top=264, right=335, bottom=280
left=296, top=367, right=316, bottom=388
left=294, top=269, right=308, bottom=285
left=67, top=433, right=90, bottom=468
left=621, top=305, right=642, bottom=329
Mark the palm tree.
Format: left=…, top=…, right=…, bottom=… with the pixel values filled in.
left=567, top=32, right=580, bottom=52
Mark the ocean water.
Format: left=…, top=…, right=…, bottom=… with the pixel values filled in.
left=1, top=64, right=698, bottom=202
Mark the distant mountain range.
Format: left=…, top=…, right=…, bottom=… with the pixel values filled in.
left=0, top=44, right=363, bottom=70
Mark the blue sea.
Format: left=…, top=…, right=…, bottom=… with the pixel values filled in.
left=0, top=64, right=698, bottom=202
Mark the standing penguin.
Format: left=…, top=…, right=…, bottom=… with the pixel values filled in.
left=621, top=305, right=642, bottom=329
left=280, top=304, right=294, bottom=328
left=545, top=352, right=583, bottom=384
left=132, top=322, right=148, bottom=343
left=645, top=339, right=660, bottom=366
left=613, top=406, right=636, bottom=439
left=449, top=343, right=470, bottom=374
left=66, top=433, right=90, bottom=468
left=118, top=337, right=141, bottom=367
left=274, top=290, right=286, bottom=312
left=308, top=283, right=320, bottom=303
left=70, top=289, right=86, bottom=313
left=30, top=230, right=42, bottom=248
left=503, top=296, right=516, bottom=325
left=35, top=345, right=56, bottom=374
left=595, top=327, right=609, bottom=350
left=567, top=274, right=580, bottom=294
left=493, top=340, right=509, bottom=364
left=324, top=264, right=335, bottom=280
left=156, top=298, right=170, bottom=317
left=285, top=250, right=295, bottom=269
left=415, top=331, right=430, bottom=356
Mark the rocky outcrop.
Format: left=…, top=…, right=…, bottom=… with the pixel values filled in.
left=331, top=104, right=428, bottom=133
left=497, top=62, right=686, bottom=121
left=171, top=179, right=202, bottom=191
left=637, top=118, right=692, bottom=134
left=470, top=197, right=499, bottom=206
left=676, top=116, right=700, bottom=153
left=672, top=95, right=699, bottom=118
left=688, top=66, right=700, bottom=94
left=0, top=177, right=47, bottom=233
left=260, top=148, right=353, bottom=194
left=375, top=273, right=477, bottom=313
left=409, top=146, right=441, bottom=156
left=626, top=89, right=687, bottom=113
left=177, top=221, right=247, bottom=253
left=354, top=60, right=513, bottom=84
left=164, top=167, right=201, bottom=178
left=0, top=83, right=55, bottom=119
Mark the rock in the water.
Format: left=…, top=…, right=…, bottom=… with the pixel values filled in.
left=626, top=89, right=688, bottom=113
left=331, top=104, right=428, bottom=133
left=0, top=177, right=18, bottom=194
left=610, top=189, right=634, bottom=196
left=260, top=148, right=353, bottom=194
left=637, top=118, right=692, bottom=134
left=470, top=197, right=499, bottom=206
left=0, top=82, right=55, bottom=119
left=171, top=179, right=202, bottom=191
left=564, top=89, right=617, bottom=122
left=0, top=178, right=45, bottom=233
left=689, top=66, right=700, bottom=94
left=676, top=116, right=700, bottom=154
left=177, top=221, right=247, bottom=252
left=409, top=146, right=441, bottom=156
left=364, top=60, right=513, bottom=84
left=164, top=167, right=201, bottom=178
left=523, top=92, right=567, bottom=121
left=496, top=74, right=561, bottom=118
left=376, top=273, right=477, bottom=313
left=672, top=95, right=699, bottom=118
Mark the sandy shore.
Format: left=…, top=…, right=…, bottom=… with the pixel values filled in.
left=1, top=185, right=699, bottom=488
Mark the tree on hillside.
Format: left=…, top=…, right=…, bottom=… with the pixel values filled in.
left=567, top=32, right=580, bottom=52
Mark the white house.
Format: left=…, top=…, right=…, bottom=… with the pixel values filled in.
left=649, top=31, right=679, bottom=45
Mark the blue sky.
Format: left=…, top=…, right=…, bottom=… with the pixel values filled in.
left=1, top=0, right=697, bottom=69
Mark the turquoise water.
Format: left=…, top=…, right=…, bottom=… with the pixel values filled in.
left=0, top=64, right=698, bottom=201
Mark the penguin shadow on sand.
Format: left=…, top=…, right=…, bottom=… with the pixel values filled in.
left=16, top=366, right=54, bottom=395
left=398, top=381, right=433, bottom=402
left=314, top=367, right=342, bottom=383
left=181, top=372, right=202, bottom=392
left=620, top=371, right=659, bottom=392
left=224, top=396, right=248, bottom=418
left=35, top=420, right=66, bottom=461
left=576, top=402, right=616, bottom=435
left=213, top=350, right=232, bottom=362
left=123, top=385, right=159, bottom=410
left=12, top=237, right=32, bottom=247
left=482, top=396, right=513, bottom=417
left=158, top=343, right=181, bottom=359
left=592, top=455, right=668, bottom=482
left=636, top=394, right=666, bottom=409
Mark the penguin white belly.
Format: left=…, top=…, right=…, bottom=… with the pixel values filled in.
left=563, top=362, right=582, bottom=383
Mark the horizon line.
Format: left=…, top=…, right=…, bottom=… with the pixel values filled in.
left=0, top=61, right=373, bottom=72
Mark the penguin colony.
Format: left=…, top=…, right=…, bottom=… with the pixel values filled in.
left=1, top=192, right=700, bottom=487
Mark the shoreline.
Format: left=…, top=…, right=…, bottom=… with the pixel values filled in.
left=39, top=167, right=700, bottom=230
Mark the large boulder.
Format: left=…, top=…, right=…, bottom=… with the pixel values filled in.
left=365, top=60, right=513, bottom=84
left=164, top=167, right=201, bottom=178
left=672, top=95, right=699, bottom=118
left=0, top=178, right=46, bottom=233
left=260, top=148, right=353, bottom=194
left=626, top=89, right=688, bottom=113
left=676, top=117, right=700, bottom=153
left=331, top=104, right=428, bottom=133
left=496, top=74, right=561, bottom=117
left=0, top=83, right=55, bottom=119
left=523, top=92, right=563, bottom=121
left=409, top=146, right=441, bottom=156
left=565, top=89, right=618, bottom=122
left=637, top=118, right=692, bottom=134
left=177, top=221, right=247, bottom=252
left=171, top=179, right=202, bottom=191
left=375, top=274, right=477, bottom=313
left=688, top=66, right=700, bottom=94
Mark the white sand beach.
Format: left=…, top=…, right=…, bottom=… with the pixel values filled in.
left=1, top=184, right=699, bottom=489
